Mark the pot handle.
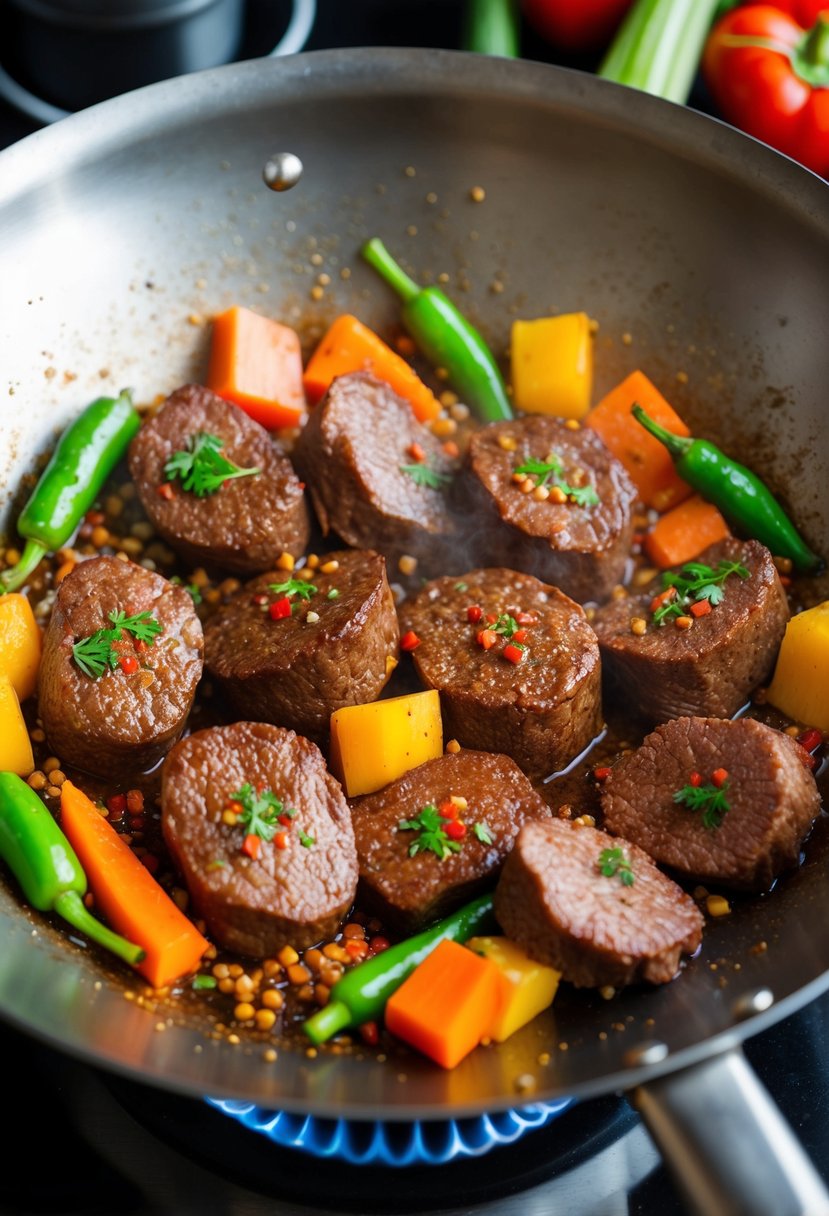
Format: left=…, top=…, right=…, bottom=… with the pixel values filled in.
left=630, top=1047, right=829, bottom=1216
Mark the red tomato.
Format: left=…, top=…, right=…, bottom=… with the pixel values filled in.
left=772, top=0, right=829, bottom=23
left=521, top=0, right=633, bottom=52
left=703, top=5, right=829, bottom=177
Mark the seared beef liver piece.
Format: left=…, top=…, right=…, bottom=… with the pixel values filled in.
left=352, top=749, right=552, bottom=934
left=494, top=818, right=703, bottom=988
left=592, top=539, right=789, bottom=726
left=292, top=372, right=456, bottom=570
left=601, top=715, right=820, bottom=891
left=128, top=383, right=310, bottom=576
left=204, top=548, right=399, bottom=745
left=464, top=416, right=637, bottom=604
left=401, top=567, right=602, bottom=780
left=38, top=555, right=203, bottom=778
left=162, top=721, right=358, bottom=956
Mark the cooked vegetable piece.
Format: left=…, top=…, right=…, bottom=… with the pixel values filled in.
left=644, top=494, right=730, bottom=569
left=767, top=601, right=829, bottom=732
left=303, top=314, right=441, bottom=422
left=0, top=390, right=140, bottom=593
left=207, top=306, right=306, bottom=430
left=466, top=935, right=560, bottom=1042
left=464, top=0, right=520, bottom=55
left=0, top=678, right=34, bottom=776
left=0, top=593, right=41, bottom=700
left=586, top=370, right=691, bottom=510
left=303, top=893, right=495, bottom=1044
left=510, top=313, right=593, bottom=420
left=385, top=938, right=506, bottom=1068
left=633, top=405, right=823, bottom=572
left=329, top=690, right=443, bottom=797
left=60, top=780, right=208, bottom=988
left=599, top=0, right=723, bottom=104
left=0, top=772, right=144, bottom=966
left=362, top=238, right=512, bottom=422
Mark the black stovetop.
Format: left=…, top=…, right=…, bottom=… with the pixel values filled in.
left=0, top=3, right=825, bottom=1213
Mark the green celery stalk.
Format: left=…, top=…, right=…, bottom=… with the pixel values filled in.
left=463, top=0, right=520, bottom=58
left=598, top=0, right=724, bottom=104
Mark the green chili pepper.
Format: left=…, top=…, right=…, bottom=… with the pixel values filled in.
left=303, top=893, right=495, bottom=1045
left=361, top=238, right=513, bottom=423
left=1, top=389, right=141, bottom=593
left=632, top=404, right=823, bottom=574
left=0, top=772, right=144, bottom=966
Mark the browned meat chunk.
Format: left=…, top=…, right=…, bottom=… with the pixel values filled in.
left=292, top=372, right=455, bottom=569
left=38, top=555, right=203, bottom=778
left=592, top=539, right=789, bottom=726
left=204, top=549, right=399, bottom=744
left=600, top=715, right=820, bottom=891
left=464, top=416, right=636, bottom=603
left=494, top=819, right=703, bottom=987
left=128, top=384, right=310, bottom=576
left=161, top=722, right=358, bottom=956
left=351, top=749, right=552, bottom=934
left=401, top=568, right=602, bottom=780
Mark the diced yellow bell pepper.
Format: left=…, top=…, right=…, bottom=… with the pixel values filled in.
left=510, top=312, right=593, bottom=420
left=0, top=675, right=34, bottom=776
left=766, top=601, right=829, bottom=732
left=0, top=593, right=41, bottom=701
left=467, top=935, right=560, bottom=1043
left=329, top=690, right=443, bottom=797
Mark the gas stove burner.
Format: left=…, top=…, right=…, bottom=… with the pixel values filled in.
left=206, top=1095, right=573, bottom=1165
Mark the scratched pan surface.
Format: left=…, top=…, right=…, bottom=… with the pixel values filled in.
left=0, top=49, right=827, bottom=1116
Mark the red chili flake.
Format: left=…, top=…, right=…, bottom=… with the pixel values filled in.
left=650, top=587, right=677, bottom=612
left=297, top=482, right=306, bottom=490
left=242, top=834, right=261, bottom=860
left=467, top=604, right=483, bottom=624
left=251, top=593, right=269, bottom=606
left=134, top=638, right=148, bottom=654
left=268, top=596, right=292, bottom=620
left=85, top=509, right=105, bottom=526
left=140, top=853, right=159, bottom=875
left=438, top=800, right=458, bottom=820
left=486, top=613, right=497, bottom=624
left=445, top=820, right=467, bottom=841
left=275, top=831, right=289, bottom=850
left=503, top=643, right=525, bottom=664
left=107, top=794, right=127, bottom=821
left=400, top=630, right=421, bottom=651
left=407, top=441, right=426, bottom=463
left=369, top=936, right=391, bottom=954
left=689, top=771, right=703, bottom=788
left=119, top=655, right=139, bottom=675
left=226, top=800, right=244, bottom=815
left=711, top=768, right=729, bottom=788
left=593, top=766, right=612, bottom=783
left=515, top=611, right=537, bottom=625
left=345, top=939, right=369, bottom=963
left=797, top=728, right=823, bottom=754
left=442, top=441, right=460, bottom=459
left=476, top=629, right=497, bottom=650
left=156, top=482, right=175, bottom=501
left=359, top=1021, right=380, bottom=1047
left=512, top=629, right=528, bottom=644
left=690, top=600, right=712, bottom=618
left=278, top=813, right=293, bottom=827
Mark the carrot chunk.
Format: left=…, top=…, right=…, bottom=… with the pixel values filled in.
left=303, top=314, right=441, bottom=422
left=207, top=306, right=305, bottom=430
left=587, top=370, right=692, bottom=511
left=60, top=780, right=208, bottom=988
left=644, top=494, right=730, bottom=569
left=384, top=939, right=507, bottom=1069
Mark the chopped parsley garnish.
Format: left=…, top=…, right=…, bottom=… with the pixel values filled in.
left=399, top=462, right=452, bottom=489
left=231, top=783, right=295, bottom=843
left=298, top=829, right=316, bottom=849
left=514, top=456, right=600, bottom=507
left=164, top=431, right=260, bottom=497
left=598, top=846, right=635, bottom=886
left=171, top=575, right=202, bottom=604
left=473, top=821, right=493, bottom=845
left=673, top=780, right=731, bottom=830
left=192, top=974, right=218, bottom=990
left=72, top=609, right=162, bottom=679
left=652, top=560, right=750, bottom=626
left=490, top=612, right=520, bottom=639
left=454, top=582, right=469, bottom=592
left=268, top=577, right=317, bottom=601
left=398, top=805, right=461, bottom=861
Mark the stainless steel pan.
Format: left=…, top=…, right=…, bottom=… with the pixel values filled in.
left=0, top=49, right=828, bottom=1214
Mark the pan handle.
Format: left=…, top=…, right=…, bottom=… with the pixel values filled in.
left=630, top=1047, right=829, bottom=1216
